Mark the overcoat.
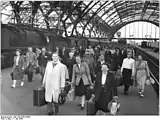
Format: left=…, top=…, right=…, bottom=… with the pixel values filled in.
left=43, top=61, right=66, bottom=103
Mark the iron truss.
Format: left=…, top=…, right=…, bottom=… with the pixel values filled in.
left=1, top=1, right=159, bottom=39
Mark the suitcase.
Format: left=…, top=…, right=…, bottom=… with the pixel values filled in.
left=33, top=88, right=47, bottom=107
left=86, top=100, right=95, bottom=115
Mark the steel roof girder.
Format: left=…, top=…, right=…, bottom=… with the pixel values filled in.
left=140, top=1, right=150, bottom=20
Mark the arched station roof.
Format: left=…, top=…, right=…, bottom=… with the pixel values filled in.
left=1, top=1, right=159, bottom=39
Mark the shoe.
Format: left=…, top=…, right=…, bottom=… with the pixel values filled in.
left=78, top=103, right=81, bottom=106
left=21, top=82, right=24, bottom=86
left=47, top=112, right=53, bottom=115
left=138, top=91, right=141, bottom=95
left=80, top=106, right=84, bottom=110
left=11, top=85, right=16, bottom=88
left=140, top=94, right=144, bottom=98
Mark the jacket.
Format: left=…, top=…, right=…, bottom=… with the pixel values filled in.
left=72, top=62, right=92, bottom=86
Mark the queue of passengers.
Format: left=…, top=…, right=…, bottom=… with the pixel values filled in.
left=10, top=44, right=151, bottom=115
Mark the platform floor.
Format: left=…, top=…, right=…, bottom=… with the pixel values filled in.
left=1, top=68, right=159, bottom=115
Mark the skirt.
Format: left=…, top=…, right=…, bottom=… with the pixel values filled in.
left=75, top=79, right=88, bottom=97
left=96, top=87, right=112, bottom=112
left=122, top=68, right=133, bottom=86
left=13, top=66, right=23, bottom=80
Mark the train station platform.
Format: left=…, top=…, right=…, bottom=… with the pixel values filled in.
left=138, top=47, right=159, bottom=60
left=1, top=68, right=159, bottom=115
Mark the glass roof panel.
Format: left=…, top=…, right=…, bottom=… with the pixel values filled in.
left=102, top=14, right=108, bottom=21
left=114, top=18, right=121, bottom=24
left=92, top=2, right=101, bottom=12
left=1, top=2, right=13, bottom=24
left=83, top=1, right=96, bottom=13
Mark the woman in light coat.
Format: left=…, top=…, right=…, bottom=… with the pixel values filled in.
left=135, top=55, right=150, bottom=97
left=42, top=53, right=66, bottom=115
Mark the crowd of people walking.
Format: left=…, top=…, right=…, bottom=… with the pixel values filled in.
left=10, top=43, right=151, bottom=115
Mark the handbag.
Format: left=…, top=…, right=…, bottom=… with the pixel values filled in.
left=58, top=82, right=72, bottom=105
left=86, top=85, right=94, bottom=101
left=150, top=77, right=155, bottom=84
left=145, top=79, right=150, bottom=85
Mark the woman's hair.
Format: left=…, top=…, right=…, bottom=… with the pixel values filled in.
left=137, top=54, right=142, bottom=59
left=102, top=63, right=110, bottom=69
left=16, top=49, right=22, bottom=55
left=75, top=55, right=82, bottom=59
left=127, top=51, right=132, bottom=55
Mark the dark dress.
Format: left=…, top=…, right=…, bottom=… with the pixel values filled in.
left=93, top=72, right=118, bottom=114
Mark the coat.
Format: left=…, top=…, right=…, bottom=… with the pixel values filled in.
left=105, top=51, right=111, bottom=64
left=94, top=72, right=118, bottom=103
left=13, top=56, right=24, bottom=70
left=26, top=52, right=37, bottom=66
left=12, top=56, right=25, bottom=80
left=72, top=62, right=92, bottom=86
left=42, top=61, right=66, bottom=103
left=37, top=53, right=48, bottom=67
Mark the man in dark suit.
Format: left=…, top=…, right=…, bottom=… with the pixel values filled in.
left=104, top=47, right=111, bottom=64
left=61, top=46, right=69, bottom=64
left=91, top=63, right=118, bottom=115
left=37, top=48, right=48, bottom=82
left=95, top=54, right=105, bottom=74
left=78, top=46, right=85, bottom=57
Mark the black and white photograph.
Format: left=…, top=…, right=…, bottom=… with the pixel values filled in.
left=0, top=0, right=159, bottom=117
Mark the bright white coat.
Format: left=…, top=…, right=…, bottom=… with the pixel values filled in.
left=42, top=61, right=66, bottom=103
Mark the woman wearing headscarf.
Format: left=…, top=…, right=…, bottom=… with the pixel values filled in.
left=135, top=55, right=150, bottom=97
left=72, top=55, right=92, bottom=110
left=11, top=49, right=25, bottom=88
